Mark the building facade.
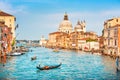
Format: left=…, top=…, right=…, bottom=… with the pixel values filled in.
left=103, top=17, right=120, bottom=56
left=39, top=35, right=47, bottom=47
left=0, top=10, right=16, bottom=39
left=56, top=32, right=69, bottom=49
left=0, top=21, right=12, bottom=63
left=47, top=32, right=67, bottom=48
left=69, top=31, right=85, bottom=50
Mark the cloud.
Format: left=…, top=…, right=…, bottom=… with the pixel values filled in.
left=0, top=1, right=12, bottom=12
left=101, top=10, right=120, bottom=18
left=0, top=1, right=27, bottom=15
left=33, top=10, right=120, bottom=36
left=62, top=10, right=120, bottom=35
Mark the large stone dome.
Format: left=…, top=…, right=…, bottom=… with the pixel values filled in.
left=58, top=13, right=72, bottom=34
left=59, top=20, right=72, bottom=28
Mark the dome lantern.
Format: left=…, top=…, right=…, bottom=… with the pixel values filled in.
left=64, top=12, right=68, bottom=20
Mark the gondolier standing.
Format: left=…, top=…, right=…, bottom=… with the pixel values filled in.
left=116, top=56, right=120, bottom=71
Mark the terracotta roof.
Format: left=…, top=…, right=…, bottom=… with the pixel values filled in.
left=107, top=19, right=113, bottom=21
left=49, top=31, right=67, bottom=35
left=0, top=10, right=13, bottom=16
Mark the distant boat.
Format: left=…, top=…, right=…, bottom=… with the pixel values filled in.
left=53, top=49, right=59, bottom=52
left=7, top=52, right=22, bottom=56
left=116, top=56, right=120, bottom=71
left=31, top=56, right=37, bottom=60
left=36, top=63, right=62, bottom=70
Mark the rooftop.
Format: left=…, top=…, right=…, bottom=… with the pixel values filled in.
left=0, top=10, right=13, bottom=16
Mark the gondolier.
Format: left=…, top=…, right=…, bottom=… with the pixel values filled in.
left=116, top=56, right=120, bottom=71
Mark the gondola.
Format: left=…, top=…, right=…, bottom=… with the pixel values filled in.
left=31, top=56, right=37, bottom=60
left=36, top=63, right=62, bottom=70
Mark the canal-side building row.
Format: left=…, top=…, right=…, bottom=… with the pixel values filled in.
left=46, top=13, right=99, bottom=51
left=0, top=21, right=12, bottom=62
left=103, top=17, right=120, bottom=56
left=0, top=10, right=16, bottom=62
left=0, top=10, right=16, bottom=50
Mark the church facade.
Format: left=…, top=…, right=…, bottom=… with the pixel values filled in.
left=47, top=13, right=99, bottom=51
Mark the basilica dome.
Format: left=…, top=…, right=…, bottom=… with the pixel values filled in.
left=58, top=13, right=72, bottom=34
left=59, top=20, right=72, bottom=28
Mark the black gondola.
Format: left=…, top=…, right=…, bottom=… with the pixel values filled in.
left=36, top=63, right=62, bottom=70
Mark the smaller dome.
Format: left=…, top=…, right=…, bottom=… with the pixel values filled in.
left=74, top=21, right=83, bottom=29
left=74, top=25, right=83, bottom=29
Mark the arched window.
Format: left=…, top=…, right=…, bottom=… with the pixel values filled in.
left=115, top=39, right=117, bottom=46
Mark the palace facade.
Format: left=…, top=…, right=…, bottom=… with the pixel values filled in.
left=103, top=17, right=120, bottom=56
left=0, top=10, right=16, bottom=39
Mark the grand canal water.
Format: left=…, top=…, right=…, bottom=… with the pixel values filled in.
left=0, top=47, right=120, bottom=80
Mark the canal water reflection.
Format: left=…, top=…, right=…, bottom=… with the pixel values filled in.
left=0, top=47, right=120, bottom=80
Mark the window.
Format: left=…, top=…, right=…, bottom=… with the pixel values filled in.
left=115, top=39, right=117, bottom=46
left=10, top=19, right=11, bottom=22
left=108, top=30, right=110, bottom=37
left=116, top=19, right=118, bottom=22
left=0, top=28, right=1, bottom=40
left=114, top=28, right=117, bottom=37
left=109, top=23, right=111, bottom=27
left=68, top=31, right=69, bottom=33
left=10, top=24, right=11, bottom=27
left=5, top=33, right=7, bottom=37
left=107, top=23, right=110, bottom=28
left=108, top=39, right=110, bottom=45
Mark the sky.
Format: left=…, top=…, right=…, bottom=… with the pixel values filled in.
left=0, top=0, right=120, bottom=40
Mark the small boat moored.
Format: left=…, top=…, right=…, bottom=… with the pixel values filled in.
left=7, top=52, right=22, bottom=56
left=36, top=63, right=62, bottom=70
